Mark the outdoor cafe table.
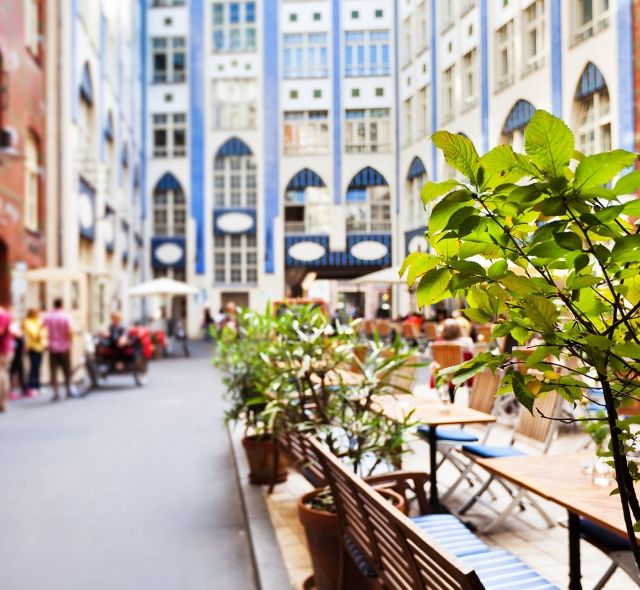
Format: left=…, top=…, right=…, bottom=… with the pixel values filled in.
left=373, top=395, right=496, bottom=512
left=474, top=453, right=639, bottom=590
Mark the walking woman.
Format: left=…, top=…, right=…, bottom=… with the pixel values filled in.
left=23, top=308, right=45, bottom=396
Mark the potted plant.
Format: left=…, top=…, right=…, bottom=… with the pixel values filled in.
left=400, top=110, right=640, bottom=566
left=214, top=307, right=288, bottom=485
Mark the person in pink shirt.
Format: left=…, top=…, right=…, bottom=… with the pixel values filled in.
left=0, top=304, right=12, bottom=412
left=43, top=298, right=73, bottom=401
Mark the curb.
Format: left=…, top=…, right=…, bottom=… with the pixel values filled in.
left=228, top=424, right=291, bottom=590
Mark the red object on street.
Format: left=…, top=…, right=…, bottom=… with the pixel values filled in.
left=129, top=326, right=152, bottom=359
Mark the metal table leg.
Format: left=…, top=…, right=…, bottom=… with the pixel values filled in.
left=428, top=425, right=441, bottom=512
left=568, top=511, right=582, bottom=590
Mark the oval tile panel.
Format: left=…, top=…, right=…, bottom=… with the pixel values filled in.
left=407, top=235, right=429, bottom=253
left=350, top=240, right=388, bottom=261
left=155, top=242, right=184, bottom=265
left=216, top=211, right=254, bottom=234
left=288, top=241, right=326, bottom=262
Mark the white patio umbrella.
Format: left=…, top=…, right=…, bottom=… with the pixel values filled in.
left=350, top=267, right=406, bottom=286
left=127, top=277, right=199, bottom=297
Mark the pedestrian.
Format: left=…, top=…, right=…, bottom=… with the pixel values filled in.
left=202, top=307, right=214, bottom=342
left=0, top=304, right=12, bottom=412
left=43, top=298, right=73, bottom=401
left=9, top=318, right=26, bottom=399
left=23, top=308, right=46, bottom=396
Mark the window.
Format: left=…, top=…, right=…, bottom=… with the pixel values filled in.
left=417, top=86, right=429, bottom=138
left=403, top=98, right=413, bottom=146
left=152, top=0, right=186, bottom=6
left=462, top=48, right=477, bottom=109
left=523, top=0, right=545, bottom=73
left=283, top=33, right=328, bottom=78
left=24, top=133, right=40, bottom=232
left=212, top=1, right=257, bottom=53
left=212, top=79, right=257, bottom=129
left=151, top=37, right=186, bottom=83
left=442, top=65, right=455, bottom=123
left=283, top=111, right=330, bottom=155
left=573, top=0, right=610, bottom=43
left=441, top=0, right=454, bottom=30
left=495, top=20, right=514, bottom=90
left=213, top=151, right=257, bottom=208
left=461, top=0, right=476, bottom=13
left=346, top=186, right=391, bottom=233
left=576, top=88, right=611, bottom=156
left=406, top=173, right=427, bottom=230
left=417, top=1, right=429, bottom=52
left=152, top=113, right=187, bottom=158
left=25, top=0, right=40, bottom=57
left=285, top=180, right=331, bottom=234
left=345, top=109, right=391, bottom=153
left=401, top=17, right=412, bottom=66
left=345, top=30, right=390, bottom=76
left=153, top=180, right=186, bottom=236
left=214, top=234, right=257, bottom=284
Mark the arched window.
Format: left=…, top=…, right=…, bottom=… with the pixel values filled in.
left=284, top=169, right=330, bottom=234
left=346, top=167, right=391, bottom=234
left=152, top=173, right=186, bottom=236
left=405, top=157, right=427, bottom=230
left=213, top=138, right=256, bottom=208
left=213, top=138, right=258, bottom=285
left=24, top=132, right=40, bottom=232
left=573, top=62, right=611, bottom=155
left=501, top=99, right=535, bottom=150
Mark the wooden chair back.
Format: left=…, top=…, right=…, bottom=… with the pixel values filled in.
left=475, top=324, right=494, bottom=342
left=278, top=432, right=326, bottom=487
left=401, top=322, right=422, bottom=342
left=375, top=319, right=393, bottom=338
left=468, top=369, right=501, bottom=415
left=360, top=318, right=375, bottom=337
left=424, top=321, right=438, bottom=341
left=431, top=342, right=464, bottom=370
left=308, top=437, right=484, bottom=590
left=515, top=390, right=561, bottom=452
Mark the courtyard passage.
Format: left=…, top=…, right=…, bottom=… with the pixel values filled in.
left=0, top=344, right=256, bottom=590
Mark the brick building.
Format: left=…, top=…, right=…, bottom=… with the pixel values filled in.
left=0, top=1, right=46, bottom=305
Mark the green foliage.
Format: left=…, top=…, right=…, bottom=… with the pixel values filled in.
left=401, top=109, right=640, bottom=552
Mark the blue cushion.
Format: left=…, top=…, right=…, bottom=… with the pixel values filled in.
left=462, top=444, right=527, bottom=459
left=579, top=517, right=630, bottom=552
left=343, top=534, right=377, bottom=577
left=425, top=426, right=479, bottom=443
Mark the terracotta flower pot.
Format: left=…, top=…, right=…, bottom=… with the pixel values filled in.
left=298, top=486, right=405, bottom=590
left=242, top=435, right=288, bottom=485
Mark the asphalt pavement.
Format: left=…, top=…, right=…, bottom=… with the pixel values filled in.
left=0, top=343, right=256, bottom=590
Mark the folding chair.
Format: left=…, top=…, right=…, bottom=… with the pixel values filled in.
left=451, top=390, right=562, bottom=533
left=474, top=323, right=494, bottom=343
left=424, top=321, right=439, bottom=341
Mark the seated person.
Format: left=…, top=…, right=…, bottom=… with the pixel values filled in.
left=108, top=312, right=129, bottom=349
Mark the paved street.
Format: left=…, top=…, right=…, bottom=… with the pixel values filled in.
left=0, top=344, right=256, bottom=590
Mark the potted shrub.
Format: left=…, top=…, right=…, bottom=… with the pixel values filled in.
left=400, top=110, right=640, bottom=564
left=214, top=307, right=288, bottom=485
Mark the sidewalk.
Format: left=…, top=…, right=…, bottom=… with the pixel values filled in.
left=0, top=343, right=256, bottom=590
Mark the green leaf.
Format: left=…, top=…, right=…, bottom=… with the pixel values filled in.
left=416, top=268, right=451, bottom=307
left=612, top=341, right=640, bottom=360
left=488, top=260, right=508, bottom=280
left=525, top=346, right=551, bottom=368
left=501, top=274, right=537, bottom=295
left=620, top=275, right=640, bottom=305
left=554, top=231, right=583, bottom=251
left=405, top=253, right=439, bottom=287
left=623, top=200, right=640, bottom=217
left=429, top=191, right=473, bottom=234
left=432, top=131, right=480, bottom=184
left=479, top=145, right=540, bottom=185
left=573, top=253, right=590, bottom=273
left=511, top=372, right=535, bottom=413
left=574, top=150, right=637, bottom=189
left=420, top=179, right=460, bottom=205
left=463, top=307, right=492, bottom=323
left=613, top=170, right=640, bottom=196
left=524, top=110, right=574, bottom=176
left=521, top=295, right=559, bottom=332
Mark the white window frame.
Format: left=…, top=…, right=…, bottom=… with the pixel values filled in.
left=283, top=110, right=330, bottom=155
left=153, top=186, right=186, bottom=236
left=461, top=48, right=478, bottom=110
left=417, top=86, right=429, bottom=138
left=24, top=135, right=39, bottom=232
left=213, top=154, right=257, bottom=208
left=214, top=233, right=258, bottom=285
left=441, top=0, right=455, bottom=31
left=416, top=1, right=429, bottom=52
left=573, top=0, right=610, bottom=44
left=346, top=186, right=392, bottom=234
left=401, top=16, right=412, bottom=67
left=522, top=0, right=545, bottom=74
left=575, top=88, right=611, bottom=156
left=151, top=37, right=187, bottom=83
left=495, top=20, right=515, bottom=91
left=344, top=109, right=391, bottom=153
left=152, top=113, right=187, bottom=158
left=25, top=0, right=40, bottom=57
left=441, top=65, right=456, bottom=123
left=283, top=33, right=329, bottom=79
left=212, top=79, right=257, bottom=130
left=212, top=1, right=257, bottom=53
left=406, top=173, right=427, bottom=231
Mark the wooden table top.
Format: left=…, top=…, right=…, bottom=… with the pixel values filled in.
left=475, top=453, right=639, bottom=540
left=373, top=395, right=497, bottom=427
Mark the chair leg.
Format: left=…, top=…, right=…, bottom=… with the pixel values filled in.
left=523, top=491, right=557, bottom=528
left=592, top=562, right=618, bottom=590
left=442, top=459, right=476, bottom=502
left=458, top=474, right=494, bottom=515
left=481, top=488, right=525, bottom=533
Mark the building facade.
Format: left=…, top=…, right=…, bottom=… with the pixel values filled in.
left=0, top=0, right=47, bottom=306
left=48, top=0, right=146, bottom=330
left=144, top=0, right=635, bottom=332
